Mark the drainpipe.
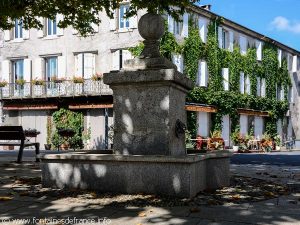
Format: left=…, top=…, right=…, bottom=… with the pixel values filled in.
left=0, top=101, right=4, bottom=125
left=104, top=108, right=109, bottom=149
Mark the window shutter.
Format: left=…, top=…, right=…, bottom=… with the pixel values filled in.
left=168, top=15, right=174, bottom=33
left=129, top=14, right=138, bottom=29
left=112, top=50, right=120, bottom=71
left=222, top=68, right=229, bottom=91
left=198, top=18, right=207, bottom=43
left=75, top=54, right=83, bottom=76
left=58, top=56, right=66, bottom=79
left=292, top=55, right=297, bottom=72
left=182, top=13, right=189, bottom=37
left=240, top=72, right=245, bottom=94
left=240, top=115, right=248, bottom=135
left=218, top=27, right=223, bottom=48
left=256, top=40, right=262, bottom=61
left=91, top=23, right=99, bottom=33
left=239, top=35, right=247, bottom=55
left=56, top=14, right=64, bottom=36
left=256, top=77, right=261, bottom=96
left=84, top=53, right=95, bottom=79
left=23, top=29, right=30, bottom=40
left=34, top=58, right=45, bottom=80
left=254, top=117, right=263, bottom=138
left=198, top=61, right=208, bottom=87
left=23, top=59, right=32, bottom=82
left=245, top=75, right=250, bottom=94
left=277, top=119, right=283, bottom=137
left=290, top=87, right=294, bottom=103
left=37, top=17, right=45, bottom=38
left=281, top=84, right=284, bottom=100
left=229, top=31, right=234, bottom=52
left=172, top=54, right=183, bottom=73
left=1, top=60, right=11, bottom=83
left=109, top=11, right=117, bottom=31
left=4, top=30, right=11, bottom=41
left=278, top=49, right=282, bottom=67
left=261, top=78, right=266, bottom=97
left=122, top=50, right=132, bottom=66
left=72, top=27, right=78, bottom=35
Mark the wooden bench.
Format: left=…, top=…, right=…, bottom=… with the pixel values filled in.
left=0, top=126, right=40, bottom=163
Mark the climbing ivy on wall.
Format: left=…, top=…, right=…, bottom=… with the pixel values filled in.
left=129, top=18, right=291, bottom=138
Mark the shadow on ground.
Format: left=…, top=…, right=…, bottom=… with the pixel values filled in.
left=0, top=160, right=300, bottom=225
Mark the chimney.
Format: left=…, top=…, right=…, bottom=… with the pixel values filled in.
left=200, top=4, right=212, bottom=11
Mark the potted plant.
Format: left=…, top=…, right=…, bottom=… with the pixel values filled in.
left=24, top=128, right=41, bottom=137
left=0, top=80, right=8, bottom=88
left=52, top=76, right=66, bottom=83
left=16, top=79, right=26, bottom=86
left=231, top=127, right=240, bottom=152
left=274, top=135, right=281, bottom=151
left=261, top=133, right=273, bottom=152
left=31, top=78, right=45, bottom=86
left=208, top=130, right=224, bottom=151
left=72, top=76, right=84, bottom=84
left=91, top=72, right=103, bottom=81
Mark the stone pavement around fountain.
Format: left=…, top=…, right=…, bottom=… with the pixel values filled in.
left=0, top=152, right=300, bottom=225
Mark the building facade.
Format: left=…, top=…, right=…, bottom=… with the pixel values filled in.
left=0, top=3, right=299, bottom=149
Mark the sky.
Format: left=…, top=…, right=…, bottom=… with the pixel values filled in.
left=198, top=0, right=300, bottom=51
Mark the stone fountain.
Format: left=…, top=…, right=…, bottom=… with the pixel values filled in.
left=39, top=13, right=231, bottom=198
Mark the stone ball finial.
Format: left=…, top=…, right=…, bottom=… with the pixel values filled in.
left=138, top=13, right=165, bottom=58
left=138, top=13, right=165, bottom=41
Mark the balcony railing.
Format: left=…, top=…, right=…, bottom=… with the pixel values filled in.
left=0, top=79, right=112, bottom=99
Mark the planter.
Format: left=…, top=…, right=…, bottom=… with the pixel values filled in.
left=276, top=146, right=281, bottom=151
left=233, top=146, right=239, bottom=152
left=3, top=146, right=14, bottom=150
left=44, top=144, right=52, bottom=150
left=60, top=143, right=69, bottom=150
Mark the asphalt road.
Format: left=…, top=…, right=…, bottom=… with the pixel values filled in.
left=231, top=151, right=300, bottom=166
left=1, top=149, right=300, bottom=166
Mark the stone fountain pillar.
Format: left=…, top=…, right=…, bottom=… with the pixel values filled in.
left=104, top=13, right=193, bottom=156
left=40, top=13, right=231, bottom=198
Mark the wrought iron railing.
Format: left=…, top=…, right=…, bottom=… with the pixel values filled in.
left=0, top=79, right=112, bottom=99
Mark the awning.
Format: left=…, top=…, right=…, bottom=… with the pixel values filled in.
left=69, top=104, right=113, bottom=109
left=185, top=103, right=217, bottom=113
left=237, top=108, right=269, bottom=117
left=3, top=104, right=58, bottom=110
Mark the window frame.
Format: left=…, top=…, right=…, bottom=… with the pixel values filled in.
left=47, top=18, right=57, bottom=36
left=14, top=19, right=23, bottom=39
left=118, top=3, right=130, bottom=30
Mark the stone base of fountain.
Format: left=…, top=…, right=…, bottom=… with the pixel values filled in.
left=40, top=151, right=231, bottom=198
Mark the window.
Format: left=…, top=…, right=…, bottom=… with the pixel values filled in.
left=173, top=19, right=183, bottom=36
left=119, top=4, right=130, bottom=29
left=45, top=57, right=58, bottom=87
left=222, top=29, right=229, bottom=49
left=14, top=19, right=23, bottom=39
left=13, top=59, right=24, bottom=89
left=47, top=18, right=57, bottom=35
left=197, top=61, right=208, bottom=87
left=75, top=53, right=96, bottom=78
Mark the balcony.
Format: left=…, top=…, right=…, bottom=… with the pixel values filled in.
left=0, top=79, right=112, bottom=100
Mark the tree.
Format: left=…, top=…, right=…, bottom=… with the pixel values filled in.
left=0, top=0, right=199, bottom=36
